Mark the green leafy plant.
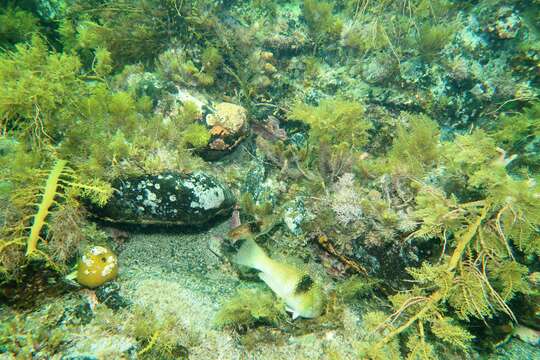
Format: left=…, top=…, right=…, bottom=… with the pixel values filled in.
left=287, top=98, right=372, bottom=185
left=416, top=23, right=455, bottom=60
left=387, top=113, right=440, bottom=177
left=215, top=287, right=287, bottom=331
left=0, top=303, right=71, bottom=357
left=0, top=156, right=112, bottom=276
left=288, top=98, right=371, bottom=151
left=198, top=46, right=223, bottom=86
left=157, top=47, right=219, bottom=87
left=359, top=127, right=539, bottom=358
left=125, top=305, right=195, bottom=359
left=0, top=35, right=84, bottom=145
left=0, top=6, right=39, bottom=47
left=182, top=123, right=211, bottom=149
left=67, top=0, right=187, bottom=67
left=0, top=30, right=207, bottom=281
left=492, top=102, right=540, bottom=172
left=303, top=0, right=343, bottom=44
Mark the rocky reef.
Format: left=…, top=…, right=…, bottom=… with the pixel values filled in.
left=0, top=1, right=539, bottom=359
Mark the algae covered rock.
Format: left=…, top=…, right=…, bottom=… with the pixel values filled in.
left=61, top=335, right=138, bottom=360
left=202, top=102, right=250, bottom=160
left=283, top=197, right=310, bottom=235
left=492, top=338, right=540, bottom=359
left=95, top=282, right=130, bottom=310
left=90, top=171, right=235, bottom=226
left=158, top=89, right=250, bottom=160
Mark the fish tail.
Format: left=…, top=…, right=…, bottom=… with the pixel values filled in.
left=233, top=239, right=269, bottom=272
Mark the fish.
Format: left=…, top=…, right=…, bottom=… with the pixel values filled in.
left=233, top=239, right=325, bottom=319
left=227, top=221, right=261, bottom=241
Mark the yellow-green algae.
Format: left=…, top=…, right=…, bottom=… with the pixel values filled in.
left=0, top=1, right=539, bottom=359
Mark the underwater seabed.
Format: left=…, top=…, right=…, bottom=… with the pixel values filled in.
left=0, top=222, right=355, bottom=359
left=1, top=0, right=540, bottom=358
left=0, top=220, right=538, bottom=360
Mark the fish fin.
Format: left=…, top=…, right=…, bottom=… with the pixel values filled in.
left=233, top=239, right=268, bottom=271
left=286, top=306, right=301, bottom=320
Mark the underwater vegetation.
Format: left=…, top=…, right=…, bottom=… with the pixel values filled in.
left=0, top=0, right=539, bottom=359
left=0, top=6, right=39, bottom=47
left=215, top=287, right=287, bottom=331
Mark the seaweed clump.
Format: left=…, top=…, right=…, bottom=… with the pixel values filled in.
left=215, top=287, right=287, bottom=332
left=288, top=97, right=372, bottom=184
left=492, top=102, right=540, bottom=172
left=288, top=98, right=371, bottom=151
left=354, top=122, right=539, bottom=358
left=0, top=29, right=204, bottom=282
left=0, top=303, right=71, bottom=357
left=291, top=104, right=538, bottom=358
left=0, top=6, right=39, bottom=47
left=0, top=153, right=112, bottom=278
left=302, top=0, right=343, bottom=46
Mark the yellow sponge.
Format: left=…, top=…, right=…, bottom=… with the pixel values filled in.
left=77, top=246, right=118, bottom=288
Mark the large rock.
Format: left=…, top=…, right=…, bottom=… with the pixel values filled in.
left=201, top=102, right=250, bottom=160
left=158, top=89, right=250, bottom=160
left=91, top=171, right=235, bottom=226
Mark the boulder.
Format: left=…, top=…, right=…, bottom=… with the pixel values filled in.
left=201, top=102, right=250, bottom=160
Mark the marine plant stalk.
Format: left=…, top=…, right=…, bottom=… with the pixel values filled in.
left=26, top=160, right=67, bottom=256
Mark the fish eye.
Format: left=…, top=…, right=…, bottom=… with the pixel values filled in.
left=101, top=257, right=107, bottom=262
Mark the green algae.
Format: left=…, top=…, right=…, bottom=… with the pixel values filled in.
left=0, top=1, right=539, bottom=359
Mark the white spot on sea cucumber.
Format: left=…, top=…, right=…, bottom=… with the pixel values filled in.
left=186, top=172, right=225, bottom=210
left=147, top=191, right=157, bottom=201
left=169, top=195, right=177, bottom=201
left=154, top=183, right=160, bottom=189
left=136, top=195, right=143, bottom=201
